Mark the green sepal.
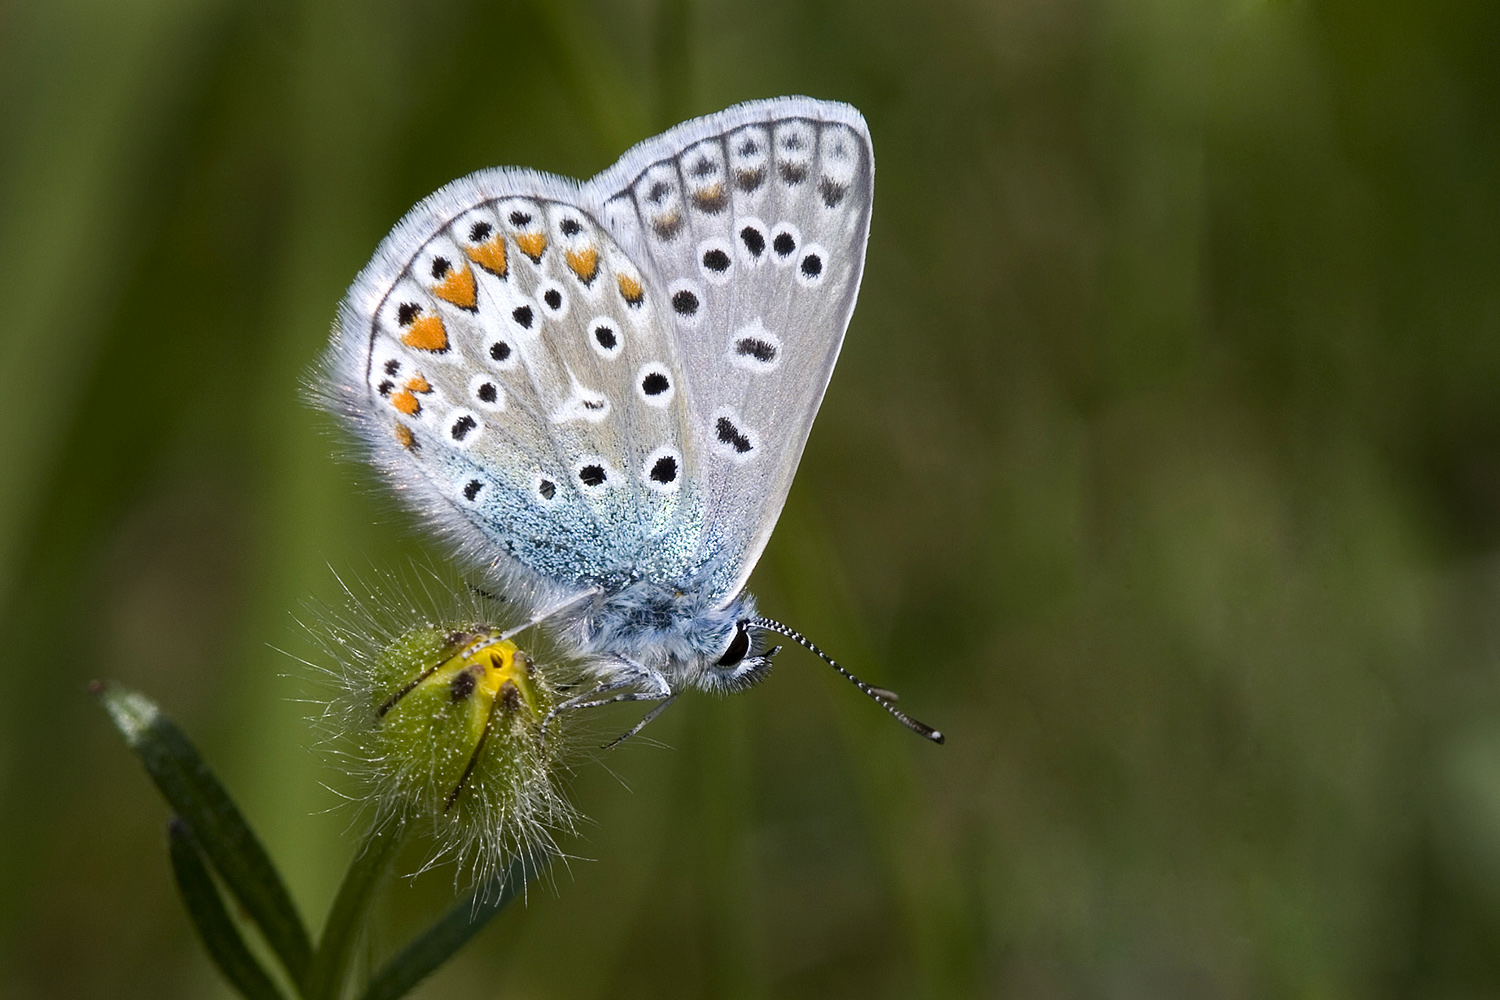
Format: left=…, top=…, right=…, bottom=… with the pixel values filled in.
left=168, top=818, right=289, bottom=1000
left=358, top=852, right=542, bottom=1000
left=94, top=682, right=314, bottom=988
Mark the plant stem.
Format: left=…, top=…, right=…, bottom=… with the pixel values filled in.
left=304, top=820, right=407, bottom=1000
left=358, top=852, right=540, bottom=1000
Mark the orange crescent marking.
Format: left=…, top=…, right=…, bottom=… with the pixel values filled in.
left=464, top=237, right=507, bottom=277
left=394, top=424, right=415, bottom=449
left=565, top=246, right=599, bottom=284
left=400, top=314, right=449, bottom=352
left=691, top=183, right=726, bottom=211
left=432, top=265, right=477, bottom=310
left=405, top=373, right=431, bottom=394
left=515, top=231, right=547, bottom=261
left=392, top=391, right=420, bottom=416
left=617, top=272, right=644, bottom=305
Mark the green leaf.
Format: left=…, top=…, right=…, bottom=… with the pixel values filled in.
left=358, top=853, right=542, bottom=1000
left=168, top=818, right=289, bottom=1000
left=305, top=820, right=406, bottom=1000
left=94, top=682, right=314, bottom=987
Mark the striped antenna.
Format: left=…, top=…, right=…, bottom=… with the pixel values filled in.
left=747, top=617, right=944, bottom=744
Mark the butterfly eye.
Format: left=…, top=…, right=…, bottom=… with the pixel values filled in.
left=716, top=623, right=751, bottom=667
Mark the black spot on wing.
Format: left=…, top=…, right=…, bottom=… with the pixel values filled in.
left=735, top=338, right=777, bottom=363
left=450, top=415, right=477, bottom=441
left=716, top=416, right=752, bottom=454
left=650, top=456, right=677, bottom=483
left=819, top=177, right=848, bottom=208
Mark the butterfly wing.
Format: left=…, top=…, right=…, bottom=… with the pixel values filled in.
left=325, top=172, right=704, bottom=607
left=324, top=98, right=871, bottom=615
left=585, top=97, right=874, bottom=605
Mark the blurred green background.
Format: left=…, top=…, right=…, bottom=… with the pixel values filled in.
left=3, top=0, right=1499, bottom=996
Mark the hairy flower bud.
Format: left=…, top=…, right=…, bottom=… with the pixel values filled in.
left=371, top=627, right=553, bottom=821
left=307, top=570, right=577, bottom=883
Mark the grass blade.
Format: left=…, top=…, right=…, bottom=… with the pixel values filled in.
left=168, top=818, right=289, bottom=1000
left=94, top=681, right=313, bottom=987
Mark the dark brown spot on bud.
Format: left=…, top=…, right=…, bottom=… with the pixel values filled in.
left=450, top=668, right=479, bottom=701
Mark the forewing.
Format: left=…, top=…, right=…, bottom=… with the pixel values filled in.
left=586, top=98, right=874, bottom=604
left=325, top=172, right=702, bottom=602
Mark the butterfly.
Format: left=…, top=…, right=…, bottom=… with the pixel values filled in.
left=322, top=96, right=941, bottom=745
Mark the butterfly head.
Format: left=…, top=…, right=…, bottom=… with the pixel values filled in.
left=702, top=618, right=781, bottom=694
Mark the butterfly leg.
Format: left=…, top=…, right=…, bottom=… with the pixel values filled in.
left=541, top=668, right=676, bottom=746
left=540, top=677, right=632, bottom=738
left=466, top=582, right=506, bottom=604
left=600, top=693, right=679, bottom=749
left=553, top=679, right=671, bottom=716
